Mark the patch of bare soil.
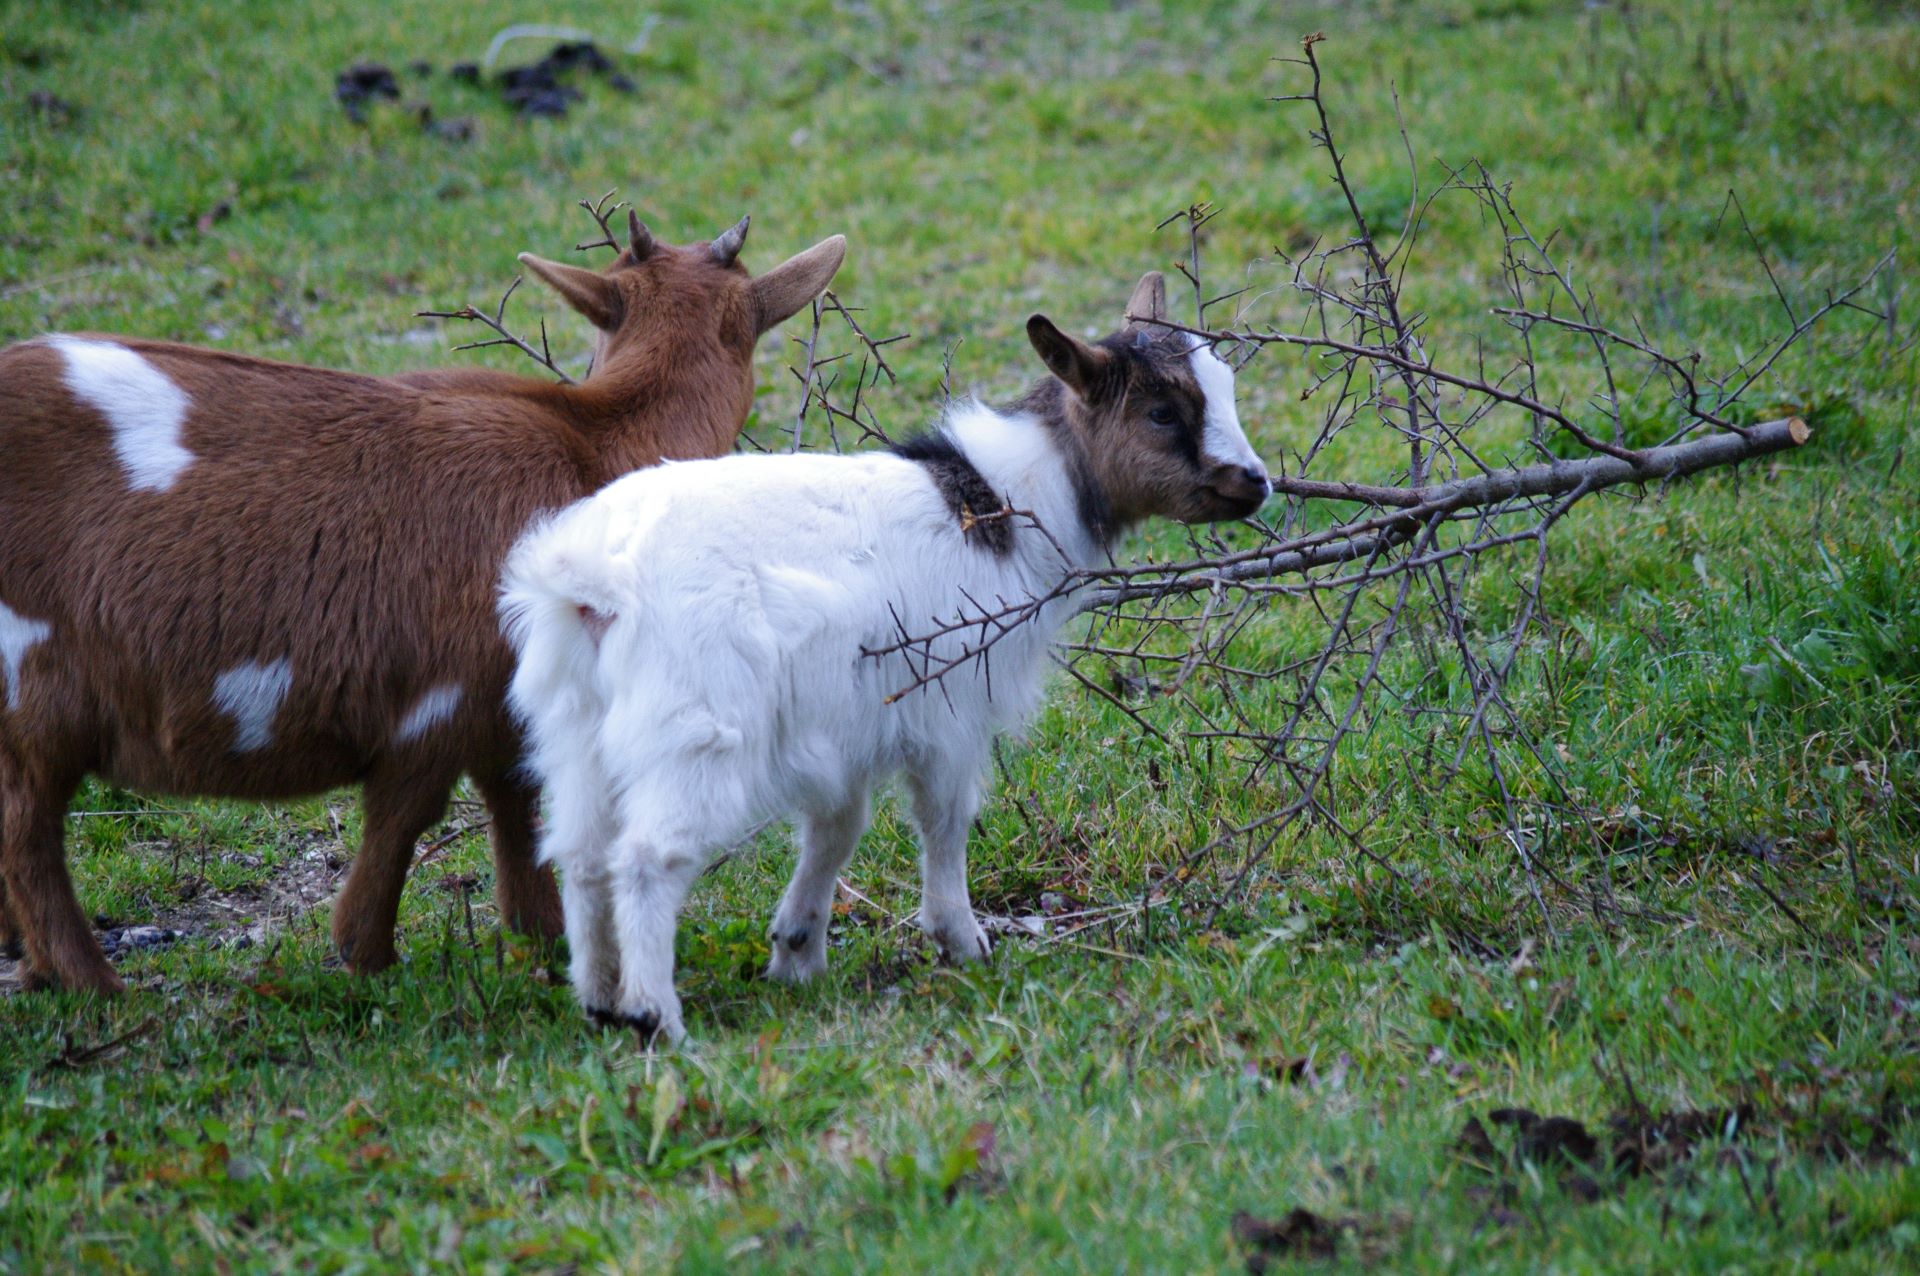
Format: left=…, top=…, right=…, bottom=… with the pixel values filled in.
left=0, top=833, right=347, bottom=994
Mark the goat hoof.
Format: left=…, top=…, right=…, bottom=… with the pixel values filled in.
left=936, top=930, right=992, bottom=965
left=925, top=911, right=992, bottom=966
left=587, top=1004, right=678, bottom=1043
left=19, top=959, right=126, bottom=995
left=587, top=1005, right=654, bottom=1033
left=766, top=945, right=827, bottom=984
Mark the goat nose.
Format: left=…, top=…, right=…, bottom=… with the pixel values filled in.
left=1242, top=464, right=1270, bottom=491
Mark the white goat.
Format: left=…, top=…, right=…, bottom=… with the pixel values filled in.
left=501, top=272, right=1270, bottom=1040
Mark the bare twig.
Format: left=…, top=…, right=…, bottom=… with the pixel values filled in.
left=575, top=188, right=631, bottom=255
left=418, top=275, right=575, bottom=384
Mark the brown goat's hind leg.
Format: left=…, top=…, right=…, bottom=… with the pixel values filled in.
left=0, top=765, right=121, bottom=992
left=475, top=773, right=563, bottom=945
left=331, top=766, right=454, bottom=974
left=0, top=873, right=21, bottom=960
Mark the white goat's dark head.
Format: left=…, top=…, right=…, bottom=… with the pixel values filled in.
left=1027, top=272, right=1270, bottom=526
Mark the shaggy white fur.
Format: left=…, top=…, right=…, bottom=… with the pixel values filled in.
left=502, top=347, right=1264, bottom=1041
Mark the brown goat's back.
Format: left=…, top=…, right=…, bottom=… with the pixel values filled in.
left=0, top=336, right=580, bottom=800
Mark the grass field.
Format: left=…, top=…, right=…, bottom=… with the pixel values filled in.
left=3, top=0, right=1918, bottom=1270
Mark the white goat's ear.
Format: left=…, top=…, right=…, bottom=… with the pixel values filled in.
left=1124, top=271, right=1168, bottom=329
left=751, top=235, right=848, bottom=335
left=519, top=253, right=623, bottom=330
left=1026, top=315, right=1109, bottom=399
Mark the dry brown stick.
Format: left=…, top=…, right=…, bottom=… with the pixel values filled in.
left=417, top=275, right=575, bottom=384
left=574, top=188, right=630, bottom=254
left=820, top=290, right=908, bottom=384
left=39, top=1015, right=159, bottom=1073
left=788, top=296, right=826, bottom=451
left=1086, top=417, right=1808, bottom=606
left=1274, top=34, right=1434, bottom=482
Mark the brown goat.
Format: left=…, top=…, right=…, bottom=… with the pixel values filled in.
left=0, top=214, right=846, bottom=992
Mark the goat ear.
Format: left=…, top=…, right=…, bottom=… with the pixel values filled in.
left=1026, top=315, right=1108, bottom=398
left=518, top=253, right=623, bottom=330
left=1124, top=271, right=1168, bottom=328
left=750, top=235, right=848, bottom=335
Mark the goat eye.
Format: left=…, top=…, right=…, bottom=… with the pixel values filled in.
left=1148, top=405, right=1180, bottom=428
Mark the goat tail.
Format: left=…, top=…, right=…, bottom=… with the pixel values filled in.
left=498, top=514, right=626, bottom=790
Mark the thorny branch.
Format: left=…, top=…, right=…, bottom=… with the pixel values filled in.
left=413, top=189, right=659, bottom=382
left=780, top=288, right=911, bottom=453
left=417, top=274, right=574, bottom=384
left=852, top=36, right=1893, bottom=937
left=574, top=188, right=631, bottom=255
left=416, top=189, right=650, bottom=382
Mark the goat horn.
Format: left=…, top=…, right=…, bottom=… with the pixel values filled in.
left=711, top=215, right=750, bottom=265
left=628, top=210, right=655, bottom=259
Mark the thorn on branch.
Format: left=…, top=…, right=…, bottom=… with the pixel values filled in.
left=575, top=187, right=630, bottom=255
left=417, top=274, right=575, bottom=384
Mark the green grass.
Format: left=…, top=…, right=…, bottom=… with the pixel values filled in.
left=4, top=0, right=1919, bottom=1270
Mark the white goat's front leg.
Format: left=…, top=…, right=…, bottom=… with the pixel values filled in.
left=608, top=834, right=705, bottom=1043
left=906, top=768, right=991, bottom=964
left=767, top=788, right=870, bottom=983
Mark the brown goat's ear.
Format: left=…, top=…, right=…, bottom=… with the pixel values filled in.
left=518, top=253, right=623, bottom=330
left=1026, top=315, right=1109, bottom=399
left=750, top=235, right=848, bottom=335
left=1124, top=271, right=1168, bottom=329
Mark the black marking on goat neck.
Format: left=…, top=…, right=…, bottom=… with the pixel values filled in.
left=891, top=432, right=1015, bottom=557
left=1004, top=378, right=1119, bottom=551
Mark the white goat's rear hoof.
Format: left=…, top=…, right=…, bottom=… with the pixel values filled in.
left=766, top=926, right=829, bottom=983
left=587, top=999, right=684, bottom=1046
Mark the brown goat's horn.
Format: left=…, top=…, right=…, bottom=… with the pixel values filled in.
left=628, top=210, right=655, bottom=260
left=711, top=215, right=750, bottom=266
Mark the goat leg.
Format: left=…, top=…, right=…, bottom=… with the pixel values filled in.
left=609, top=832, right=700, bottom=1043
left=1, top=763, right=121, bottom=992
left=767, top=788, right=870, bottom=983
left=906, top=768, right=992, bottom=965
left=330, top=763, right=455, bottom=973
left=474, top=772, right=564, bottom=945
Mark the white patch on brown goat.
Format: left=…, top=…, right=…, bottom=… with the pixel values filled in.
left=212, top=659, right=293, bottom=753
left=0, top=598, right=52, bottom=711
left=46, top=334, right=195, bottom=492
left=1186, top=339, right=1267, bottom=485
left=395, top=682, right=464, bottom=744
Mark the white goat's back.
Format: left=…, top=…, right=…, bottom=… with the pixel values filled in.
left=502, top=447, right=1070, bottom=845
